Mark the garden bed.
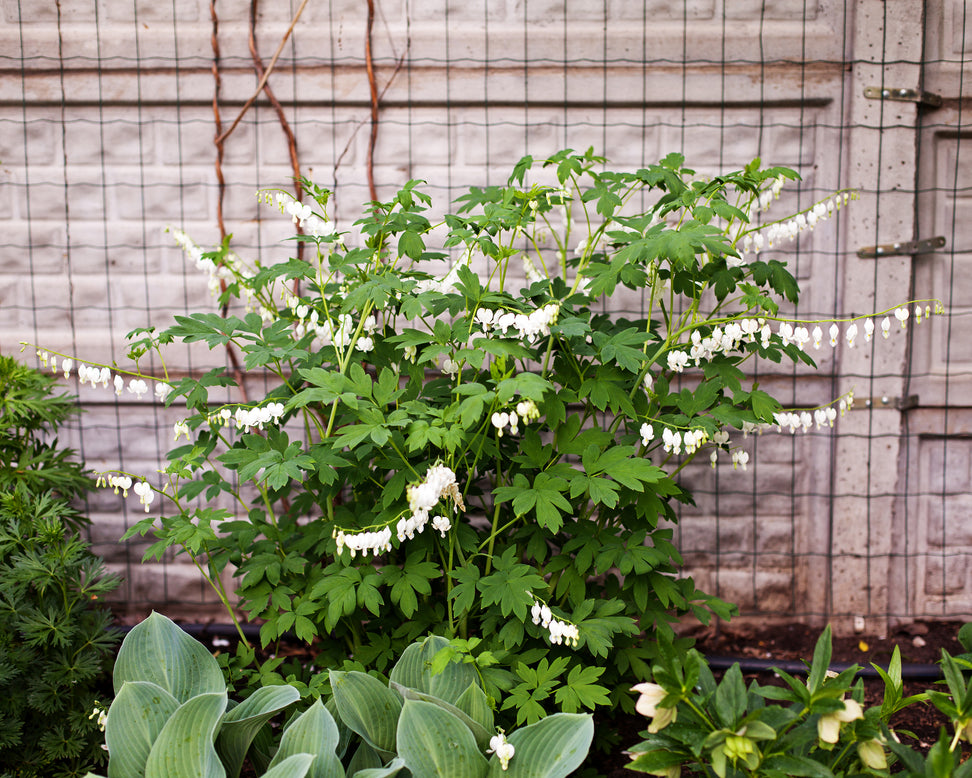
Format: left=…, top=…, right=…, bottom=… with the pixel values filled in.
left=189, top=618, right=959, bottom=777
left=595, top=621, right=961, bottom=777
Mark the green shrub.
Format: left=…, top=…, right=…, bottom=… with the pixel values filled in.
left=39, top=151, right=940, bottom=727
left=0, top=355, right=120, bottom=778
left=0, top=354, right=91, bottom=510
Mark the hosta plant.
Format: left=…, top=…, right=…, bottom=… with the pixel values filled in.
left=85, top=611, right=593, bottom=778
left=31, top=149, right=942, bottom=720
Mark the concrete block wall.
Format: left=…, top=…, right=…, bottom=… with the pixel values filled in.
left=2, top=0, right=967, bottom=632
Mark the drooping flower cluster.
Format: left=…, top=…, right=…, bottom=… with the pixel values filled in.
left=530, top=595, right=580, bottom=647
left=731, top=450, right=750, bottom=470
left=491, top=399, right=541, bottom=438
left=474, top=302, right=560, bottom=343
left=35, top=349, right=176, bottom=405
left=740, top=191, right=858, bottom=257
left=133, top=480, right=155, bottom=512
left=661, top=427, right=707, bottom=456
left=817, top=696, right=863, bottom=744
left=773, top=392, right=854, bottom=435
left=168, top=226, right=254, bottom=303
left=756, top=174, right=787, bottom=212
left=173, top=402, right=287, bottom=441
left=279, top=290, right=382, bottom=354
left=670, top=319, right=771, bottom=373
left=96, top=474, right=155, bottom=512
left=203, top=408, right=232, bottom=429
left=334, top=526, right=393, bottom=558
left=234, top=402, right=285, bottom=434
left=77, top=362, right=110, bottom=386
left=487, top=732, right=515, bottom=771
left=262, top=191, right=337, bottom=240
left=97, top=473, right=132, bottom=496
left=522, top=254, right=544, bottom=284
left=665, top=302, right=943, bottom=381
left=400, top=464, right=464, bottom=542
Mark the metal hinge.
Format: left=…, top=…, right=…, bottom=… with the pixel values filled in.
left=864, top=86, right=943, bottom=108
left=852, top=395, right=920, bottom=411
left=857, top=236, right=946, bottom=259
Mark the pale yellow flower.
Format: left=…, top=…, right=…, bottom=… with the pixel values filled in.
left=817, top=697, right=863, bottom=744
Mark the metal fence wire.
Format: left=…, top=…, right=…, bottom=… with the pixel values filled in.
left=1, top=0, right=969, bottom=634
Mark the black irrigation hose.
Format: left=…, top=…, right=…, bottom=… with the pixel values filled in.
left=706, top=655, right=944, bottom=680
left=116, top=621, right=265, bottom=641
left=115, top=622, right=946, bottom=680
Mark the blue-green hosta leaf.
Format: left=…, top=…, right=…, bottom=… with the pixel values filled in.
left=113, top=612, right=224, bottom=704
left=106, top=681, right=180, bottom=778
left=330, top=670, right=403, bottom=755
left=391, top=685, right=492, bottom=752
left=217, top=685, right=301, bottom=778
left=396, top=699, right=489, bottom=778
left=270, top=699, right=345, bottom=778
left=389, top=635, right=478, bottom=706
left=345, top=742, right=382, bottom=775
left=485, top=713, right=593, bottom=778
left=351, top=757, right=407, bottom=777
left=455, top=681, right=495, bottom=738
left=261, top=754, right=315, bottom=778
left=144, top=691, right=228, bottom=778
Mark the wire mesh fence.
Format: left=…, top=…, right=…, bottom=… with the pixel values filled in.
left=1, top=0, right=969, bottom=632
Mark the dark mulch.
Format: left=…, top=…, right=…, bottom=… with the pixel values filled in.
left=596, top=620, right=964, bottom=778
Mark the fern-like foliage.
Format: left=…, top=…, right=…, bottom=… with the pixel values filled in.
left=0, top=356, right=92, bottom=517
left=0, top=356, right=120, bottom=777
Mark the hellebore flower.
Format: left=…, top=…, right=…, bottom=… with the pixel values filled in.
left=817, top=697, right=863, bottom=744
left=632, top=682, right=677, bottom=733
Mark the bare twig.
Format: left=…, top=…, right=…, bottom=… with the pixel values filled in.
left=210, top=0, right=248, bottom=402
left=215, top=0, right=310, bottom=145
left=247, top=0, right=304, bottom=272
left=331, top=48, right=409, bottom=194
left=365, top=0, right=379, bottom=204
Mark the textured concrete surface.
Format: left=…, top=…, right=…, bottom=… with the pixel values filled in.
left=2, top=0, right=967, bottom=632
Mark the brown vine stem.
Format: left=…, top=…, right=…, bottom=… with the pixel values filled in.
left=210, top=0, right=249, bottom=403
left=215, top=0, right=310, bottom=146
left=331, top=47, right=408, bottom=212
left=246, top=0, right=305, bottom=269
left=365, top=0, right=379, bottom=205
left=210, top=0, right=226, bottom=239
